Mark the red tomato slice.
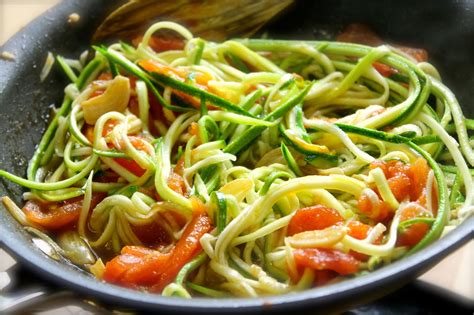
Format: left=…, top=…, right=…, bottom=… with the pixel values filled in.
left=313, top=270, right=338, bottom=286
left=23, top=193, right=105, bottom=230
left=293, top=248, right=360, bottom=276
left=346, top=221, right=371, bottom=240
left=397, top=203, right=433, bottom=247
left=114, top=157, right=146, bottom=177
left=150, top=212, right=212, bottom=292
left=287, top=205, right=344, bottom=236
left=346, top=221, right=374, bottom=261
left=410, top=157, right=430, bottom=201
left=357, top=191, right=391, bottom=222
left=102, top=253, right=144, bottom=286
left=138, top=59, right=213, bottom=109
left=373, top=62, right=397, bottom=77
left=103, top=211, right=212, bottom=291
left=131, top=221, right=171, bottom=247
left=121, top=251, right=172, bottom=287
left=388, top=173, right=412, bottom=202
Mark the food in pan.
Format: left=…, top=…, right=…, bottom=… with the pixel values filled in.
left=1, top=21, right=473, bottom=297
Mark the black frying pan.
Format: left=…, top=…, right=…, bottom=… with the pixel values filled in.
left=0, top=0, right=473, bottom=313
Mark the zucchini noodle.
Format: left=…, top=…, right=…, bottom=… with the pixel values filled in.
left=1, top=21, right=472, bottom=298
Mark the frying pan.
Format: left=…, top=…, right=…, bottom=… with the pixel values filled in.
left=0, top=0, right=473, bottom=313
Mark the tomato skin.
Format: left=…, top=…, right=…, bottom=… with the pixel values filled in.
left=103, top=212, right=212, bottom=291
left=167, top=171, right=187, bottom=196
left=410, top=157, right=430, bottom=201
left=337, top=23, right=428, bottom=62
left=337, top=23, right=382, bottom=46
left=314, top=270, right=337, bottom=286
left=121, top=246, right=156, bottom=257
left=357, top=192, right=391, bottom=221
left=360, top=158, right=434, bottom=222
left=138, top=59, right=214, bottom=108
left=287, top=205, right=344, bottom=236
left=398, top=222, right=430, bottom=247
left=23, top=193, right=105, bottom=230
left=102, top=253, right=143, bottom=286
left=150, top=213, right=212, bottom=292
left=103, top=247, right=171, bottom=287
left=293, top=248, right=360, bottom=276
left=397, top=202, right=433, bottom=247
left=131, top=221, right=171, bottom=247
left=373, top=62, right=396, bottom=77
left=121, top=251, right=171, bottom=287
left=112, top=136, right=152, bottom=178
left=346, top=221, right=373, bottom=261
left=166, top=157, right=187, bottom=196
left=347, top=221, right=371, bottom=240
left=114, top=158, right=146, bottom=177
left=388, top=173, right=412, bottom=202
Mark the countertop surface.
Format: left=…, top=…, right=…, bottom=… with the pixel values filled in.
left=0, top=0, right=472, bottom=313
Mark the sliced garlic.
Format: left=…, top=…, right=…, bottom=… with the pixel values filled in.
left=287, top=225, right=346, bottom=249
left=81, top=75, right=130, bottom=124
left=219, top=178, right=254, bottom=202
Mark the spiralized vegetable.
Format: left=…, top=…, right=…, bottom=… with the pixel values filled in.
left=1, top=21, right=473, bottom=298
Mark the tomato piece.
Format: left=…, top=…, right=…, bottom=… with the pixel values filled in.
left=397, top=222, right=430, bottom=247
left=167, top=171, right=187, bottom=196
left=287, top=205, right=344, bottom=236
left=121, top=251, right=171, bottom=286
left=188, top=122, right=200, bottom=139
left=84, top=125, right=95, bottom=143
left=346, top=221, right=371, bottom=240
left=121, top=245, right=156, bottom=257
left=369, top=160, right=390, bottom=177
left=83, top=119, right=118, bottom=143
left=89, top=89, right=105, bottom=99
left=103, top=246, right=172, bottom=287
left=165, top=157, right=187, bottom=196
left=97, top=72, right=113, bottom=81
left=346, top=221, right=373, bottom=261
left=338, top=24, right=428, bottom=62
left=114, top=158, right=146, bottom=177
left=293, top=248, right=360, bottom=276
left=388, top=173, right=412, bottom=202
left=337, top=23, right=383, bottom=46
left=112, top=136, right=151, bottom=177
left=128, top=96, right=139, bottom=117
left=104, top=206, right=212, bottom=291
left=23, top=193, right=105, bottom=230
left=398, top=47, right=428, bottom=62
left=416, top=182, right=439, bottom=215
left=386, top=160, right=412, bottom=178
left=410, top=157, right=430, bottom=201
left=103, top=253, right=143, bottom=285
left=314, top=270, right=337, bottom=286
left=131, top=221, right=171, bottom=247
left=370, top=159, right=411, bottom=179
left=150, top=213, right=212, bottom=292
left=138, top=60, right=214, bottom=109
left=139, top=60, right=211, bottom=86
left=373, top=62, right=397, bottom=77
left=357, top=191, right=391, bottom=221
left=397, top=203, right=433, bottom=247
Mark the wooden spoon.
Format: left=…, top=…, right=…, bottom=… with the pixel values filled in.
left=93, top=0, right=294, bottom=42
